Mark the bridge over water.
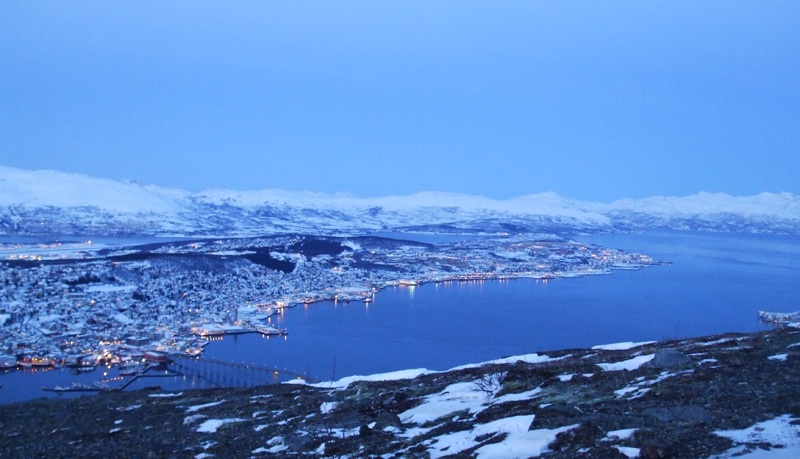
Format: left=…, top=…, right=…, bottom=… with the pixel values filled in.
left=167, top=354, right=316, bottom=388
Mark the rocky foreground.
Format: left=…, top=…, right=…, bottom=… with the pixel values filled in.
left=1, top=327, right=799, bottom=458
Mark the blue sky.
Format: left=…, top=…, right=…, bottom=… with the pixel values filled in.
left=1, top=1, right=798, bottom=201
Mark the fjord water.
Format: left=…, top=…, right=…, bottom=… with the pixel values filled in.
left=203, top=231, right=800, bottom=381
left=2, top=231, right=799, bottom=403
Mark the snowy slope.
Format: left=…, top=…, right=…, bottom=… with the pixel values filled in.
left=0, top=166, right=798, bottom=236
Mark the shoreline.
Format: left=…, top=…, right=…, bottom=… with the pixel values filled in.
left=1, top=325, right=798, bottom=457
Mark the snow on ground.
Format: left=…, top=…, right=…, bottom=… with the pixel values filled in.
left=183, top=414, right=207, bottom=425
left=148, top=392, right=182, bottom=398
left=615, top=446, right=641, bottom=458
left=313, top=368, right=432, bottom=389
left=472, top=415, right=578, bottom=459
left=768, top=353, right=788, bottom=361
left=597, top=354, right=655, bottom=371
left=117, top=404, right=141, bottom=411
left=712, top=415, right=800, bottom=458
left=320, top=401, right=338, bottom=414
left=696, top=337, right=743, bottom=347
left=424, top=415, right=540, bottom=458
left=492, top=387, right=543, bottom=405
left=613, top=370, right=688, bottom=399
left=605, top=428, right=638, bottom=441
left=195, top=418, right=246, bottom=433
left=557, top=373, right=574, bottom=382
left=252, top=436, right=289, bottom=454
left=451, top=352, right=566, bottom=370
left=400, top=381, right=492, bottom=425
left=199, top=441, right=216, bottom=450
left=185, top=400, right=226, bottom=413
left=591, top=341, right=656, bottom=351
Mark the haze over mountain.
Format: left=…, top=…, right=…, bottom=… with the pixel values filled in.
left=1, top=166, right=798, bottom=237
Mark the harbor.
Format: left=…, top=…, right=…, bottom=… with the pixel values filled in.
left=39, top=352, right=312, bottom=396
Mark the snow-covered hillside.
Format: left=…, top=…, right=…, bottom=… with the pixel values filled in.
left=1, top=166, right=798, bottom=237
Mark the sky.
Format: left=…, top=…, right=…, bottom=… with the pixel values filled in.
left=1, top=1, right=798, bottom=202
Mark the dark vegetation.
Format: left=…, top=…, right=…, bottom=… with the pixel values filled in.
left=1, top=328, right=798, bottom=458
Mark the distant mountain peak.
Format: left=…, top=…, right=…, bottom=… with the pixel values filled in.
left=0, top=166, right=798, bottom=237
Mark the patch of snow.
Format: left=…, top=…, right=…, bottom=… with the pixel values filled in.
left=614, top=387, right=640, bottom=398
left=148, top=392, right=183, bottom=398
left=316, top=368, right=432, bottom=389
left=592, top=341, right=655, bottom=351
left=713, top=415, right=800, bottom=458
left=557, top=373, right=574, bottom=382
left=196, top=418, right=246, bottom=433
left=768, top=353, right=788, bottom=361
left=328, top=426, right=362, bottom=438
left=184, top=414, right=207, bottom=425
left=252, top=436, right=289, bottom=454
left=185, top=400, right=226, bottom=413
left=606, top=428, right=638, bottom=441
left=423, top=415, right=529, bottom=458
left=199, top=441, right=216, bottom=450
left=252, top=445, right=288, bottom=454
left=400, top=381, right=490, bottom=425
left=696, top=338, right=737, bottom=347
left=452, top=353, right=568, bottom=370
left=493, top=387, right=543, bottom=404
left=108, top=427, right=122, bottom=434
left=117, top=404, right=141, bottom=411
left=597, top=354, right=655, bottom=371
left=320, top=401, right=338, bottom=414
left=614, top=370, right=683, bottom=399
left=475, top=419, right=578, bottom=459
left=615, top=446, right=641, bottom=458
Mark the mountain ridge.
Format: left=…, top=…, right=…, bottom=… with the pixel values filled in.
left=1, top=166, right=798, bottom=237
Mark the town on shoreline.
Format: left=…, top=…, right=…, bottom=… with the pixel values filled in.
left=0, top=234, right=659, bottom=373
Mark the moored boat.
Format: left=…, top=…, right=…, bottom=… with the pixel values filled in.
left=256, top=325, right=288, bottom=336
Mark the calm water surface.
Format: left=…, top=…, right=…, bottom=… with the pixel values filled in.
left=204, top=231, right=799, bottom=379
left=2, top=231, right=798, bottom=403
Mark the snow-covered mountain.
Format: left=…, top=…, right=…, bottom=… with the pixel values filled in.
left=1, top=166, right=798, bottom=237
